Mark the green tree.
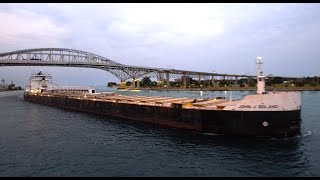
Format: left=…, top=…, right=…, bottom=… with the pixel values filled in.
left=238, top=78, right=246, bottom=87
left=309, top=81, right=317, bottom=89
left=151, top=81, right=157, bottom=87
left=141, top=77, right=152, bottom=87
left=248, top=79, right=257, bottom=87
left=107, top=82, right=116, bottom=87
left=294, top=80, right=304, bottom=87
left=265, top=79, right=272, bottom=86
left=126, top=81, right=132, bottom=87
left=219, top=80, right=230, bottom=87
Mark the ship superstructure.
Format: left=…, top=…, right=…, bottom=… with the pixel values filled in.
left=25, top=71, right=96, bottom=94
left=25, top=71, right=52, bottom=94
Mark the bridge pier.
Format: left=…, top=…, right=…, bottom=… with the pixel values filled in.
left=182, top=73, right=187, bottom=88
left=132, top=78, right=140, bottom=89
left=211, top=75, right=215, bottom=86
left=132, top=79, right=135, bottom=88
left=165, top=71, right=170, bottom=88
left=157, top=72, right=164, bottom=88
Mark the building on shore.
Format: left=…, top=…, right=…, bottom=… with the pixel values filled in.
left=0, top=78, right=22, bottom=91
left=0, top=78, right=8, bottom=91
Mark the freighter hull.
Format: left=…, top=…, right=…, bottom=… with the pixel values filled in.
left=23, top=93, right=301, bottom=137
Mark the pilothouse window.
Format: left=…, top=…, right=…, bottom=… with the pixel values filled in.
left=259, top=78, right=263, bottom=81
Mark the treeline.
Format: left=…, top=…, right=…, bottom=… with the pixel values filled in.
left=265, top=76, right=320, bottom=87
left=107, top=76, right=320, bottom=88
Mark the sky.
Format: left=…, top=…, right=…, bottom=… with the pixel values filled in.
left=0, top=3, right=320, bottom=87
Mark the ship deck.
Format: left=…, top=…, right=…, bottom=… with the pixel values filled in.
left=37, top=91, right=235, bottom=110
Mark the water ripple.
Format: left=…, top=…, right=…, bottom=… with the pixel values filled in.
left=0, top=90, right=319, bottom=176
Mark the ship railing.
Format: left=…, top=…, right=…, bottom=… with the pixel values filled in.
left=44, top=85, right=94, bottom=94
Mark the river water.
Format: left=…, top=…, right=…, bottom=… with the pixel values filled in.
left=0, top=89, right=319, bottom=176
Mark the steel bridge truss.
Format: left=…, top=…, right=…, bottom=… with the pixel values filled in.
left=0, top=48, right=256, bottom=82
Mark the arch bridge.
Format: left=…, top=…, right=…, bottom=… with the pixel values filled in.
left=0, top=48, right=258, bottom=87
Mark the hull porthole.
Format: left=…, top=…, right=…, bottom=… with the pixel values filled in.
left=262, top=121, right=269, bottom=127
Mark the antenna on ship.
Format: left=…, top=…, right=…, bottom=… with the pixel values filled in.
left=256, top=57, right=266, bottom=95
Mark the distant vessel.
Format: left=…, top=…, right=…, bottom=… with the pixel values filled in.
left=24, top=57, right=301, bottom=137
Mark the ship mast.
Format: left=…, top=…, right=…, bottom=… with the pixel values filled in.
left=256, top=57, right=266, bottom=94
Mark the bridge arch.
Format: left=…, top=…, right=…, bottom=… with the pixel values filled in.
left=0, top=48, right=123, bottom=65
left=0, top=48, right=134, bottom=80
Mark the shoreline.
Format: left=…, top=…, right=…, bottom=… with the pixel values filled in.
left=116, top=87, right=320, bottom=92
left=0, top=89, right=24, bottom=92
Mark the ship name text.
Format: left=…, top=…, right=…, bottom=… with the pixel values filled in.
left=238, top=105, right=279, bottom=109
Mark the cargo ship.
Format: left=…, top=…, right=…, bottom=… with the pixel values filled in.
left=23, top=57, right=301, bottom=137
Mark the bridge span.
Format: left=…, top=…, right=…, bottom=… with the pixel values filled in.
left=0, top=48, right=296, bottom=88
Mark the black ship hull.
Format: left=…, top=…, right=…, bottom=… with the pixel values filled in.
left=24, top=93, right=301, bottom=137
